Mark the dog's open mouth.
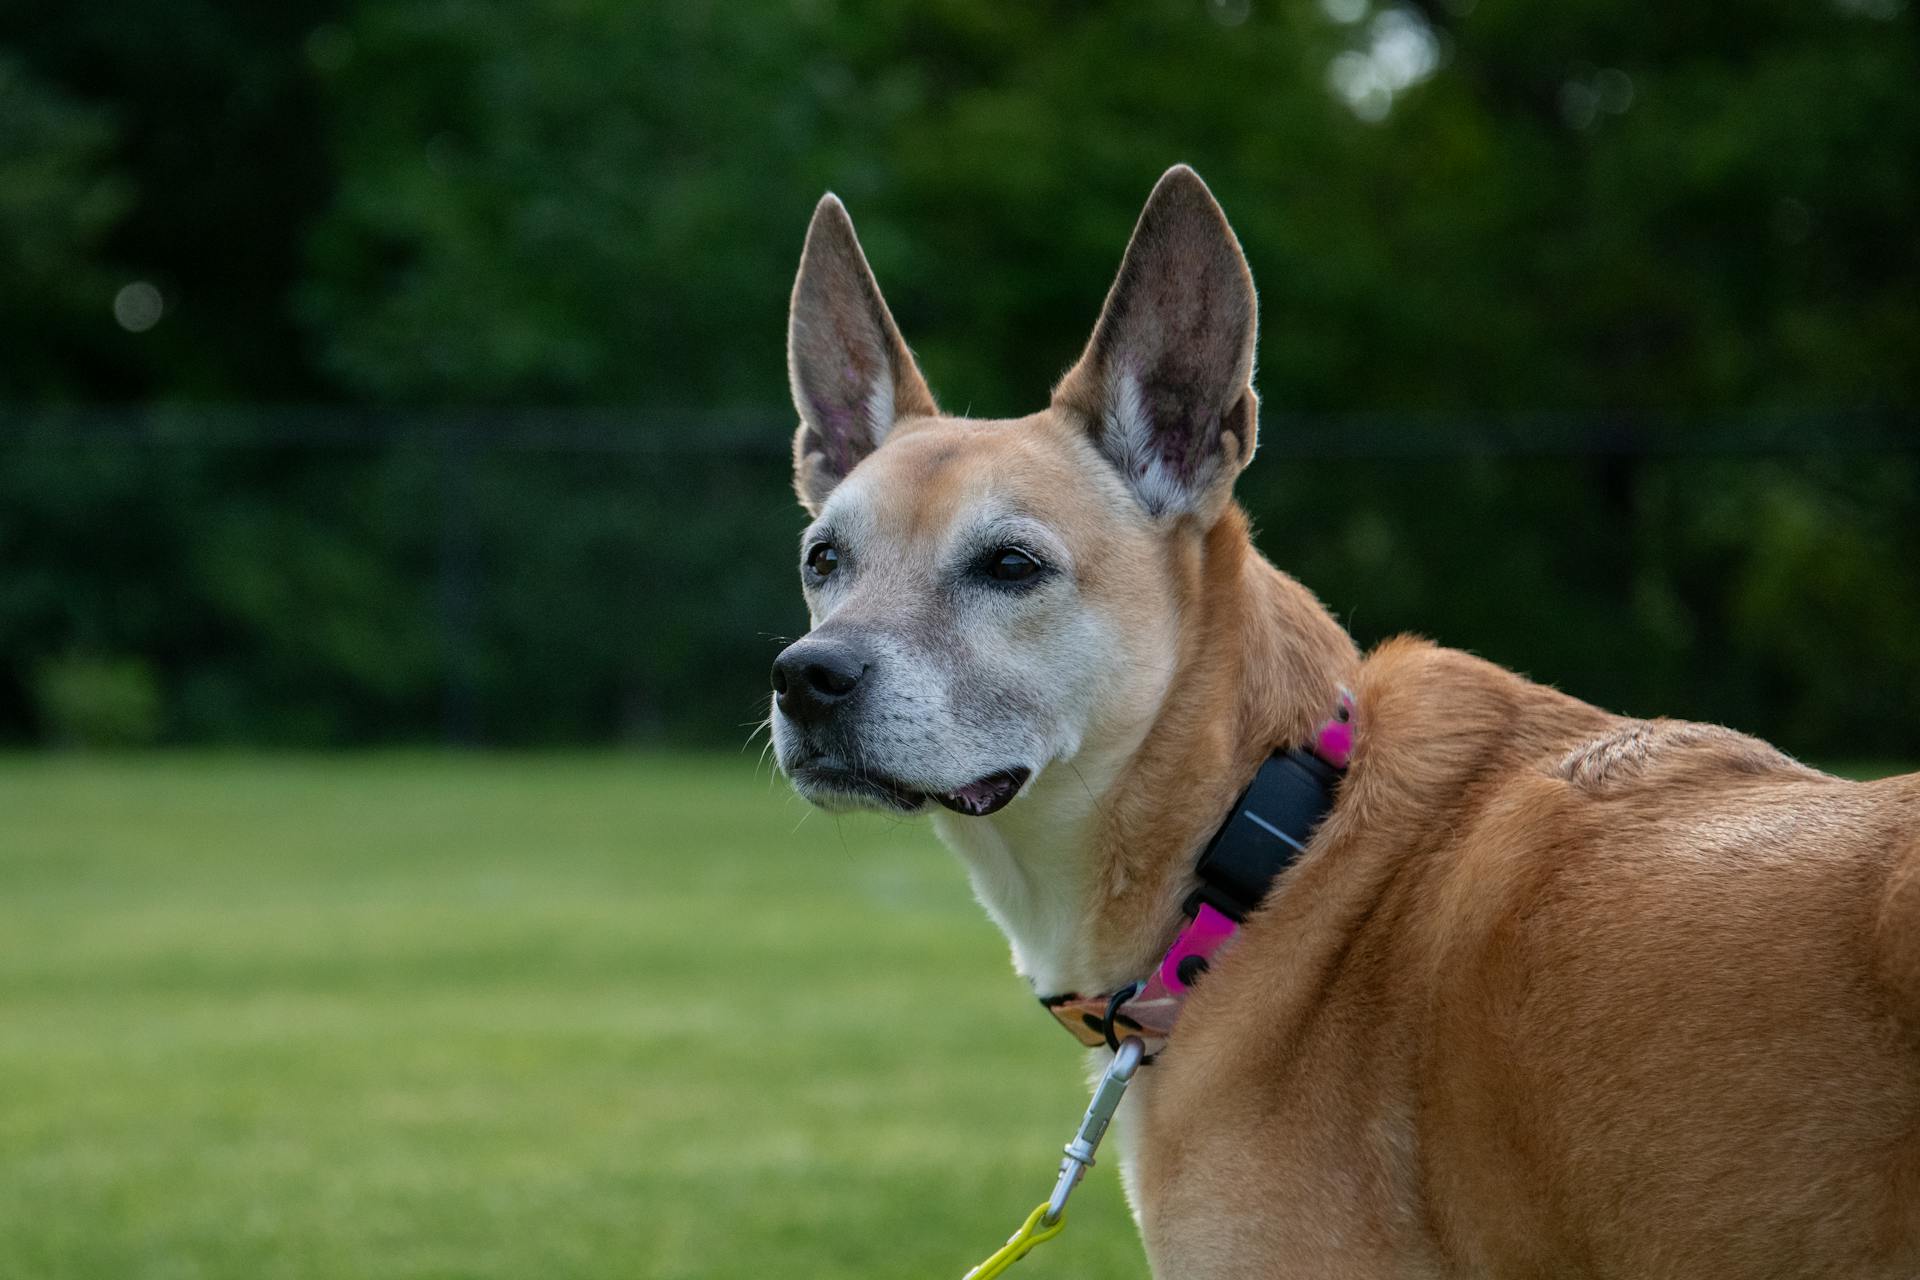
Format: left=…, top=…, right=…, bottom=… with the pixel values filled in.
left=794, top=762, right=1032, bottom=817
left=932, top=768, right=1032, bottom=816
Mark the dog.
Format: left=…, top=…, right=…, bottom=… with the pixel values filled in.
left=769, top=164, right=1920, bottom=1278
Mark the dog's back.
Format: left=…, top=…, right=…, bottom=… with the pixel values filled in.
left=1139, top=639, right=1920, bottom=1277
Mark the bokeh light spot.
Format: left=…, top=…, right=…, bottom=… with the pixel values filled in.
left=1326, top=7, right=1439, bottom=121
left=1208, top=0, right=1252, bottom=28
left=1561, top=66, right=1634, bottom=130
left=1594, top=68, right=1634, bottom=114
left=1559, top=81, right=1599, bottom=130
left=113, top=282, right=164, bottom=334
left=1329, top=51, right=1393, bottom=122
left=1369, top=9, right=1440, bottom=86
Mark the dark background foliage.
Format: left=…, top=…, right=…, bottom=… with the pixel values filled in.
left=0, top=0, right=1915, bottom=753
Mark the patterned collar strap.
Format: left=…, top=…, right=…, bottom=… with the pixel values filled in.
left=1039, top=690, right=1354, bottom=1054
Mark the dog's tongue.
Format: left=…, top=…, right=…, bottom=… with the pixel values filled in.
left=937, top=768, right=1031, bottom=817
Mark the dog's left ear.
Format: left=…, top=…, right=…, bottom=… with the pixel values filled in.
left=1053, top=165, right=1258, bottom=522
left=787, top=194, right=940, bottom=515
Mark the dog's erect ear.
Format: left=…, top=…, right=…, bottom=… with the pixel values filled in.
left=787, top=194, right=939, bottom=514
left=1053, top=165, right=1259, bottom=521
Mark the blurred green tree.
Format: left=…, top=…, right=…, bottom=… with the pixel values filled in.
left=0, top=55, right=128, bottom=398
left=0, top=0, right=340, bottom=398
left=292, top=0, right=1917, bottom=417
left=0, top=0, right=1915, bottom=750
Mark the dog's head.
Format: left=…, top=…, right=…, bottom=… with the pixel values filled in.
left=772, top=165, right=1260, bottom=819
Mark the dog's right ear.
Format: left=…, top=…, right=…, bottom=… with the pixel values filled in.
left=1053, top=165, right=1259, bottom=523
left=787, top=195, right=939, bottom=515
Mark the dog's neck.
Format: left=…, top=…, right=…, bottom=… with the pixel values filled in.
left=933, top=508, right=1360, bottom=996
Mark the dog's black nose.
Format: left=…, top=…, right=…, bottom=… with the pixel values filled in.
left=771, top=639, right=868, bottom=725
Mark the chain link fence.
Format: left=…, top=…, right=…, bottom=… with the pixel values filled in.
left=4, top=405, right=1917, bottom=757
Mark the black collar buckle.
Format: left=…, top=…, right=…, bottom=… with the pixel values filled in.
left=1188, top=747, right=1343, bottom=922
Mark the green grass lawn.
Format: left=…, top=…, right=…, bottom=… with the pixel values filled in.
left=0, top=753, right=1150, bottom=1280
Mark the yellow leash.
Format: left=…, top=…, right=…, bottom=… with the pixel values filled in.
left=957, top=1036, right=1146, bottom=1277
left=961, top=1203, right=1068, bottom=1279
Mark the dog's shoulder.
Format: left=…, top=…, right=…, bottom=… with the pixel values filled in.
left=1355, top=636, right=1826, bottom=799
left=1352, top=637, right=1612, bottom=786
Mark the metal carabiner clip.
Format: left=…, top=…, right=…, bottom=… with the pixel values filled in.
left=1042, top=1036, right=1146, bottom=1226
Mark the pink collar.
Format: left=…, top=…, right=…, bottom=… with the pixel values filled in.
left=1039, top=692, right=1354, bottom=1056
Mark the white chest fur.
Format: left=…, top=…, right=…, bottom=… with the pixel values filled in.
left=931, top=764, right=1107, bottom=996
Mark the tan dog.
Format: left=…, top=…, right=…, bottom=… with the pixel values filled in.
left=769, top=165, right=1920, bottom=1278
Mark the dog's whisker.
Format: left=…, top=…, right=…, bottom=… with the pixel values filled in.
left=1065, top=758, right=1098, bottom=808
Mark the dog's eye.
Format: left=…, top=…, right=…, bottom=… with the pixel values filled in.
left=805, top=542, right=839, bottom=579
left=985, top=547, right=1042, bottom=584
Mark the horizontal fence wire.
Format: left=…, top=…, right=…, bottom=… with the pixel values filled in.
left=2, top=405, right=1915, bottom=458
